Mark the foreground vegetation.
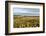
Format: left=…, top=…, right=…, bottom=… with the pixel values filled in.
left=13, top=15, right=40, bottom=28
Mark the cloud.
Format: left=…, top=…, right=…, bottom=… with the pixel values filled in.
left=13, top=8, right=40, bottom=16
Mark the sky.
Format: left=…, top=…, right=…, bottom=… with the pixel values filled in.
left=13, top=7, right=40, bottom=16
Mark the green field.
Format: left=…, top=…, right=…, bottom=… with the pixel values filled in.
left=13, top=15, right=40, bottom=28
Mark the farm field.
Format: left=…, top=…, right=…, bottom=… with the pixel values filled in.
left=13, top=15, right=40, bottom=28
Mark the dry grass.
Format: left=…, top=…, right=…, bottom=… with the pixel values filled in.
left=13, top=15, right=40, bottom=28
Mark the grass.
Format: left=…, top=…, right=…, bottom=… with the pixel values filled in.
left=13, top=15, right=40, bottom=28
